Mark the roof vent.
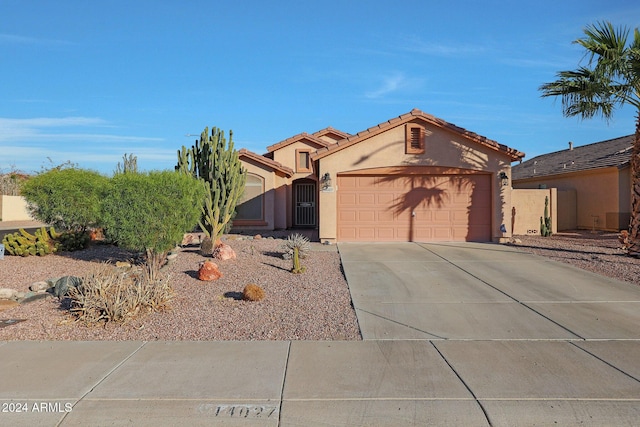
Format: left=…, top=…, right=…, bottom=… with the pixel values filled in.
left=569, top=141, right=573, bottom=150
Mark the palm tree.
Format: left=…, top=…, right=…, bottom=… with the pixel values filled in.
left=540, top=21, right=640, bottom=257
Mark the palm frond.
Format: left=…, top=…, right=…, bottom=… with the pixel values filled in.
left=541, top=21, right=640, bottom=118
left=576, top=21, right=628, bottom=64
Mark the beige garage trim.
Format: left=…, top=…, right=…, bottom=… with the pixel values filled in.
left=337, top=170, right=491, bottom=242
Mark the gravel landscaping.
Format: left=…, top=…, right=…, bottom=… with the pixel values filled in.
left=511, top=230, right=640, bottom=286
left=1, top=229, right=638, bottom=341
left=0, top=234, right=362, bottom=341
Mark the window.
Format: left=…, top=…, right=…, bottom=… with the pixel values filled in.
left=405, top=124, right=425, bottom=154
left=296, top=149, right=312, bottom=172
left=234, top=174, right=264, bottom=221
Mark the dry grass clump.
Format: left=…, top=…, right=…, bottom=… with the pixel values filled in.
left=242, top=283, right=265, bottom=302
left=67, top=263, right=173, bottom=324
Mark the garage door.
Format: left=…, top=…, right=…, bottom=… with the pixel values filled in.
left=337, top=174, right=491, bottom=242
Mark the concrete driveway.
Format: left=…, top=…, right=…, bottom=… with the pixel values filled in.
left=338, top=242, right=640, bottom=424
left=339, top=242, right=640, bottom=340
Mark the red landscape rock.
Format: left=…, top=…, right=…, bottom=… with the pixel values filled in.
left=213, top=243, right=236, bottom=261
left=198, top=261, right=223, bottom=281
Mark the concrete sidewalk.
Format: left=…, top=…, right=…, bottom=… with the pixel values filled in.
left=0, top=339, right=639, bottom=426
left=0, top=242, right=639, bottom=425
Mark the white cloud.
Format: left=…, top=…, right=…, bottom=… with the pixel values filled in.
left=0, top=116, right=169, bottom=173
left=399, top=35, right=487, bottom=57
left=0, top=117, right=162, bottom=143
left=365, top=73, right=414, bottom=99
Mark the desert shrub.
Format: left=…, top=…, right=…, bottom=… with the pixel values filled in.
left=242, top=283, right=265, bottom=301
left=68, top=263, right=173, bottom=324
left=0, top=170, right=28, bottom=196
left=20, top=168, right=108, bottom=232
left=101, top=170, right=205, bottom=279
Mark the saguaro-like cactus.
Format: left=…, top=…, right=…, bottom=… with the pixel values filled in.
left=176, top=127, right=246, bottom=243
left=540, top=196, right=552, bottom=237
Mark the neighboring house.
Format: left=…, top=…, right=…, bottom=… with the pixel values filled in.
left=512, top=135, right=633, bottom=232
left=233, top=108, right=524, bottom=243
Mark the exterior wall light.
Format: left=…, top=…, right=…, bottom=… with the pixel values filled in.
left=321, top=172, right=332, bottom=190
left=499, top=171, right=509, bottom=186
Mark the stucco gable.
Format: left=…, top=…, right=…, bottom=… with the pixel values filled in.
left=312, top=108, right=524, bottom=162
left=266, top=132, right=332, bottom=153
left=238, top=148, right=294, bottom=177
left=312, top=127, right=351, bottom=143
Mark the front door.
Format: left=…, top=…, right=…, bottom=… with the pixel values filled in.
left=294, top=181, right=316, bottom=227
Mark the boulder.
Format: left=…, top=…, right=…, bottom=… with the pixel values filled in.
left=181, top=233, right=202, bottom=247
left=0, top=288, right=18, bottom=300
left=198, top=261, right=223, bottom=281
left=213, top=243, right=236, bottom=261
left=53, top=276, right=83, bottom=298
left=29, top=281, right=51, bottom=292
left=200, top=236, right=214, bottom=256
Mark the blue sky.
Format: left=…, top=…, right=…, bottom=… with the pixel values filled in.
left=1, top=0, right=638, bottom=175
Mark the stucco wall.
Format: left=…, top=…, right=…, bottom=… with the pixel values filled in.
left=233, top=161, right=280, bottom=231
left=510, top=188, right=557, bottom=235
left=316, top=120, right=514, bottom=242
left=513, top=167, right=629, bottom=231
left=270, top=140, right=320, bottom=181
left=0, top=195, right=33, bottom=221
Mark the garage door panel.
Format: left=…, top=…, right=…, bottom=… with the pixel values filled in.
left=378, top=210, right=395, bottom=221
left=377, top=193, right=395, bottom=204
left=433, top=211, right=451, bottom=222
left=358, top=228, right=376, bottom=239
left=357, top=176, right=377, bottom=187
left=339, top=176, right=357, bottom=188
left=358, top=210, right=376, bottom=222
left=377, top=228, right=396, bottom=239
left=338, top=193, right=357, bottom=205
left=339, top=211, right=357, bottom=222
left=413, top=228, right=433, bottom=240
left=358, top=193, right=375, bottom=205
left=337, top=174, right=491, bottom=242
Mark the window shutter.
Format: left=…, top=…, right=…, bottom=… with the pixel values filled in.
left=410, top=127, right=422, bottom=150
left=405, top=124, right=425, bottom=154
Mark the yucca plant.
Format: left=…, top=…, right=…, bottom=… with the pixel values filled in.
left=281, top=233, right=310, bottom=274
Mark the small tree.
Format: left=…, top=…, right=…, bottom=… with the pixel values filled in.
left=176, top=126, right=246, bottom=243
left=101, top=170, right=205, bottom=280
left=20, top=168, right=108, bottom=233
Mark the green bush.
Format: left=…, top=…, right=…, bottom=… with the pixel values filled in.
left=101, top=170, right=205, bottom=279
left=20, top=168, right=108, bottom=232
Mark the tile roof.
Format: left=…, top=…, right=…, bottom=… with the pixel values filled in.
left=312, top=108, right=524, bottom=161
left=266, top=132, right=333, bottom=153
left=312, top=127, right=351, bottom=140
left=512, top=135, right=633, bottom=180
left=238, top=148, right=294, bottom=177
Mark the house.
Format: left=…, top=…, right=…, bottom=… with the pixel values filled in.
left=512, top=135, right=633, bottom=231
left=233, top=109, right=525, bottom=243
